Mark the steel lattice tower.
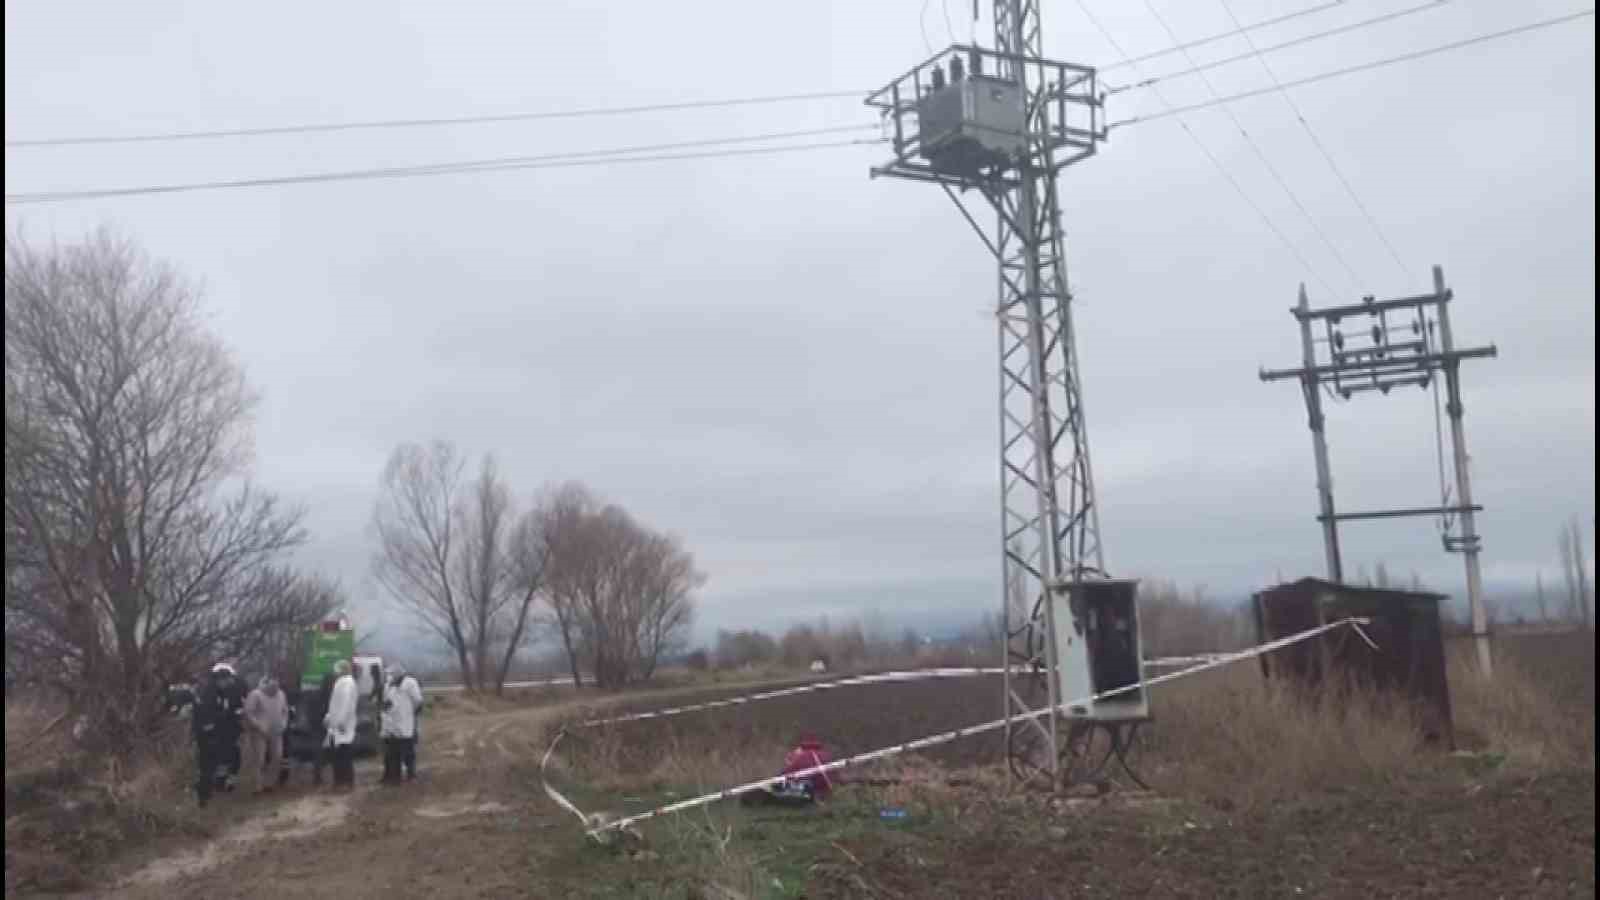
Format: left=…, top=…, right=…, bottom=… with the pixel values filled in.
left=870, top=0, right=1140, bottom=787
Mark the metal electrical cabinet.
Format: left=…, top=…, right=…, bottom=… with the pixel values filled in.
left=916, top=74, right=1026, bottom=175
left=1254, top=577, right=1454, bottom=746
left=1050, top=579, right=1148, bottom=721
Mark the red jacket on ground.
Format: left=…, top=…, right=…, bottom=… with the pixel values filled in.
left=780, top=738, right=833, bottom=799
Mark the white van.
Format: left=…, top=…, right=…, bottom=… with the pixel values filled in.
left=351, top=655, right=385, bottom=755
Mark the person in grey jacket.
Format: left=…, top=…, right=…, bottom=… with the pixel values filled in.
left=243, top=676, right=289, bottom=794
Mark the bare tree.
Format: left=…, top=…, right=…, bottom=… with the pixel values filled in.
left=541, top=486, right=700, bottom=688
left=539, top=482, right=599, bottom=687
left=780, top=623, right=823, bottom=667
left=630, top=529, right=699, bottom=679
left=496, top=503, right=548, bottom=694
left=372, top=441, right=475, bottom=685
left=372, top=443, right=556, bottom=693
left=4, top=229, right=329, bottom=750
left=239, top=574, right=348, bottom=684
left=456, top=455, right=514, bottom=689
left=1558, top=518, right=1592, bottom=628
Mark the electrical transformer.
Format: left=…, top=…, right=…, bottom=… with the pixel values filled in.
left=916, top=74, right=1026, bottom=176
left=1049, top=579, right=1147, bottom=721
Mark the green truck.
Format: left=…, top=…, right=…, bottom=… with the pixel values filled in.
left=285, top=618, right=382, bottom=760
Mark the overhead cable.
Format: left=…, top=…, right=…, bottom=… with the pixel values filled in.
left=1101, top=0, right=1347, bottom=72
left=1134, top=0, right=1368, bottom=295
left=1073, top=0, right=1341, bottom=299
left=5, top=130, right=887, bottom=204
left=1108, top=0, right=1451, bottom=95
left=1212, top=0, right=1415, bottom=280
left=2, top=1, right=1343, bottom=149
left=4, top=90, right=866, bottom=149
left=1112, top=9, right=1596, bottom=128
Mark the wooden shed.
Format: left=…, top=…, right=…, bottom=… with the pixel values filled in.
left=1252, top=577, right=1454, bottom=747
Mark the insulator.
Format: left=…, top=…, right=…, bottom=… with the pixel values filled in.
left=970, top=48, right=983, bottom=76
left=931, top=67, right=946, bottom=90
left=950, top=55, right=965, bottom=82
left=1371, top=325, right=1383, bottom=344
left=1332, top=332, right=1344, bottom=350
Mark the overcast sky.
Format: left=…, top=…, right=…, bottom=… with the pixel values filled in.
left=6, top=0, right=1594, bottom=644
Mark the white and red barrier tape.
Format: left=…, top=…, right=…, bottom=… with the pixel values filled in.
left=540, top=617, right=1373, bottom=837
left=433, top=657, right=1214, bottom=694
left=572, top=656, right=1230, bottom=731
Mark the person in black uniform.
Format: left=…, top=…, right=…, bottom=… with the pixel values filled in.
left=218, top=665, right=247, bottom=788
left=191, top=663, right=245, bottom=807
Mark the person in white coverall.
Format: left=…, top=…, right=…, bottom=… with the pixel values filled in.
left=323, top=660, right=359, bottom=790
left=380, top=664, right=424, bottom=785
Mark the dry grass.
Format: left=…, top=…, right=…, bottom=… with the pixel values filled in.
left=565, top=632, right=1593, bottom=824
left=561, top=720, right=787, bottom=795
left=4, top=699, right=202, bottom=895
left=532, top=632, right=1594, bottom=897
left=3, top=696, right=75, bottom=776
left=1141, top=665, right=1428, bottom=812
left=1137, top=639, right=1593, bottom=813
left=1447, top=643, right=1595, bottom=769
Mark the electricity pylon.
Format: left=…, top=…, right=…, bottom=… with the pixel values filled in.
left=868, top=0, right=1140, bottom=787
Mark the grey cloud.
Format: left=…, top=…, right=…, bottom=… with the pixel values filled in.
left=6, top=0, right=1593, bottom=648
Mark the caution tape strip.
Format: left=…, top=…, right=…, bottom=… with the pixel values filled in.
left=576, top=617, right=1372, bottom=837
left=572, top=656, right=1231, bottom=731
left=544, top=664, right=1181, bottom=829
left=540, top=730, right=592, bottom=828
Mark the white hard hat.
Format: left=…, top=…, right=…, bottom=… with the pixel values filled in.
left=212, top=662, right=235, bottom=675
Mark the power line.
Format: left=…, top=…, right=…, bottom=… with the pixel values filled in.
left=1108, top=0, right=1451, bottom=95
left=11, top=9, right=1590, bottom=207
left=5, top=130, right=887, bottom=205
left=4, top=90, right=866, bottom=149
left=0, top=1, right=1363, bottom=154
left=1071, top=0, right=1341, bottom=299
left=1212, top=0, right=1414, bottom=281
left=1134, top=0, right=1368, bottom=294
left=1101, top=0, right=1347, bottom=72
left=1112, top=9, right=1597, bottom=128
left=2, top=1, right=1341, bottom=151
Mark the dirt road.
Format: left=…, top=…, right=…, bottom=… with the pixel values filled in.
left=89, top=696, right=588, bottom=900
